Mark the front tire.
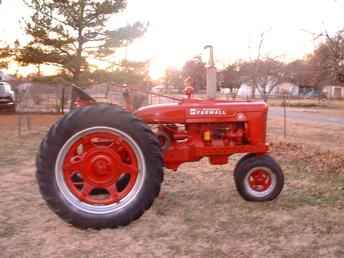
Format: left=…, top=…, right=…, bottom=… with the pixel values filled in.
left=233, top=155, right=284, bottom=201
left=36, top=104, right=163, bottom=229
left=234, top=153, right=256, bottom=173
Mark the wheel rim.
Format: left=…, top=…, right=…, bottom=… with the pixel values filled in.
left=55, top=127, right=145, bottom=215
left=244, top=167, right=276, bottom=198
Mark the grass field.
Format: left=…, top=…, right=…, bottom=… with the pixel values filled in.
left=0, top=114, right=344, bottom=257
left=268, top=98, right=344, bottom=110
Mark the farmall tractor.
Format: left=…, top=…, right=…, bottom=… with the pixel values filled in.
left=36, top=47, right=284, bottom=229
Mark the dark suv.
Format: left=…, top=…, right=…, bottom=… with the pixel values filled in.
left=0, top=82, right=16, bottom=112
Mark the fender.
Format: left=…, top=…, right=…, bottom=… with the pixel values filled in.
left=71, top=85, right=96, bottom=108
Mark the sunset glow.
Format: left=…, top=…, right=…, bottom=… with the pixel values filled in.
left=1, top=0, right=344, bottom=78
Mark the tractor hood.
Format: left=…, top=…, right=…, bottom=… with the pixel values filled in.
left=134, top=99, right=268, bottom=124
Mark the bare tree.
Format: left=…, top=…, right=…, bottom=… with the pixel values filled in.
left=241, top=30, right=289, bottom=101
left=319, top=30, right=344, bottom=84
left=299, top=28, right=344, bottom=86
left=240, top=58, right=288, bottom=101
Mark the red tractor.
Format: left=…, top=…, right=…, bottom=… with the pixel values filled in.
left=36, top=48, right=284, bottom=229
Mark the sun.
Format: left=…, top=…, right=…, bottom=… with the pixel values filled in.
left=149, top=60, right=167, bottom=80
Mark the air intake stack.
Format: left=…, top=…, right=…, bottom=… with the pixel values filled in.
left=204, top=45, right=217, bottom=99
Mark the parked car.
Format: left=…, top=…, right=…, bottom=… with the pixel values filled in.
left=0, top=82, right=16, bottom=112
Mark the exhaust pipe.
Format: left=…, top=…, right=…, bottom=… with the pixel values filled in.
left=204, top=45, right=217, bottom=99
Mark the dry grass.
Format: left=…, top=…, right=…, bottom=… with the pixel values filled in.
left=268, top=98, right=344, bottom=111
left=268, top=116, right=344, bottom=152
left=0, top=114, right=344, bottom=257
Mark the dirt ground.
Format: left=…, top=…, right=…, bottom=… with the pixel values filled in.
left=1, top=113, right=344, bottom=257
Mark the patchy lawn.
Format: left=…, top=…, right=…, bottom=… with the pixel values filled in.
left=268, top=98, right=344, bottom=109
left=268, top=116, right=344, bottom=152
left=0, top=114, right=344, bottom=257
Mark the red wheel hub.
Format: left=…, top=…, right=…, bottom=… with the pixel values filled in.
left=158, top=135, right=166, bottom=146
left=248, top=169, right=272, bottom=192
left=63, top=132, right=139, bottom=205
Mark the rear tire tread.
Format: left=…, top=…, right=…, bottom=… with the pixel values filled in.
left=36, top=103, right=163, bottom=229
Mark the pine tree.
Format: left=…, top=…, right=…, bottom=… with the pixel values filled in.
left=18, top=0, right=146, bottom=85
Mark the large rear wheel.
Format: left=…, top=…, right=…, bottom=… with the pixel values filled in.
left=36, top=104, right=163, bottom=228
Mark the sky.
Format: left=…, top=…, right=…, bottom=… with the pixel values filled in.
left=1, top=0, right=344, bottom=78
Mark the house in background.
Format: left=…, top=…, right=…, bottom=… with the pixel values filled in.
left=237, top=83, right=251, bottom=98
left=237, top=82, right=299, bottom=98
left=323, top=85, right=344, bottom=99
left=271, top=82, right=299, bottom=97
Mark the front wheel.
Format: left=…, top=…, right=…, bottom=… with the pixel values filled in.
left=36, top=104, right=163, bottom=229
left=233, top=155, right=284, bottom=201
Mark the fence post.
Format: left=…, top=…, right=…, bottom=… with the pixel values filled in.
left=26, top=114, right=31, bottom=131
left=282, top=92, right=287, bottom=138
left=17, top=114, right=22, bottom=137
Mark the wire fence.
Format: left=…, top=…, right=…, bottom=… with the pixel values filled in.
left=3, top=82, right=344, bottom=137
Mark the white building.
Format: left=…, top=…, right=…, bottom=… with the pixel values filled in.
left=272, top=82, right=299, bottom=97
left=237, top=83, right=252, bottom=98
left=237, top=82, right=299, bottom=98
left=323, top=85, right=344, bottom=99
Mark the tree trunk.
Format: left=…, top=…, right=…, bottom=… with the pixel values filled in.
left=73, top=68, right=81, bottom=86
left=73, top=0, right=85, bottom=87
left=251, top=85, right=256, bottom=98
